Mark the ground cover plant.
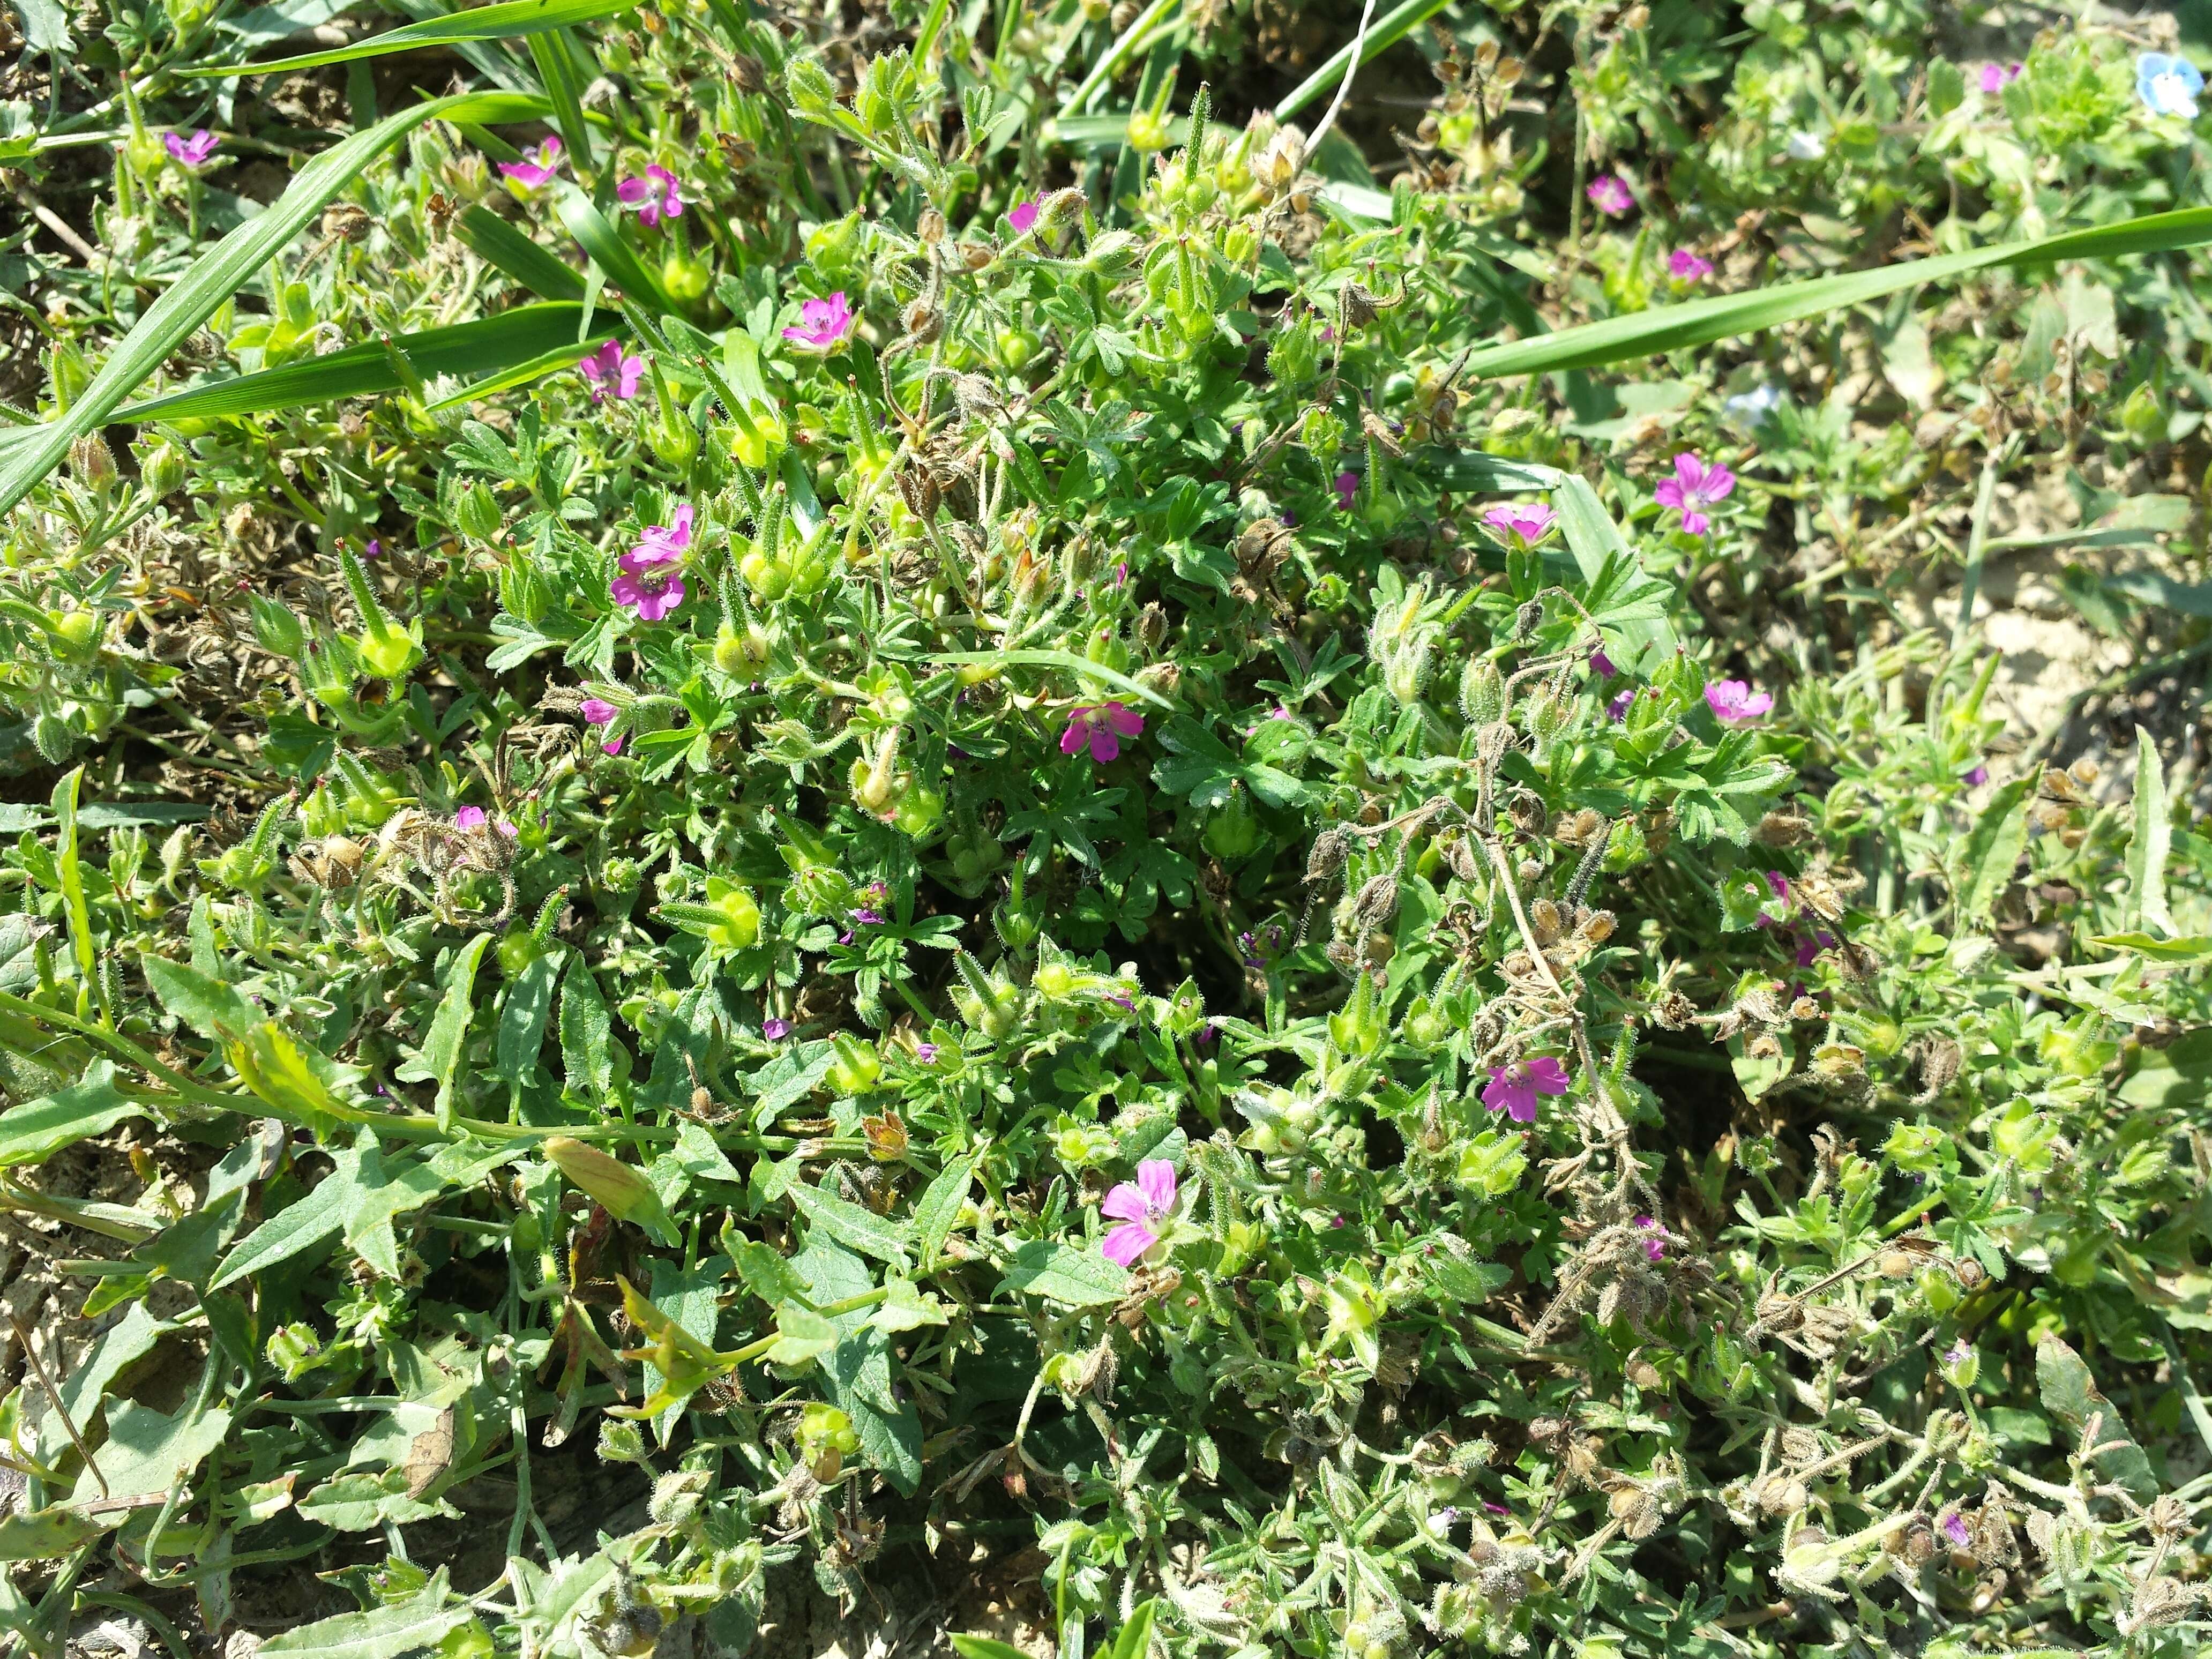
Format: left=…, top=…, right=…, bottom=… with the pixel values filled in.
left=4, top=0, right=2212, bottom=1653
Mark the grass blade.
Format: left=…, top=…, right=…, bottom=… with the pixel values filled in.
left=552, top=181, right=674, bottom=312
left=0, top=91, right=550, bottom=519
left=183, top=0, right=639, bottom=76
left=454, top=204, right=588, bottom=302
left=116, top=304, right=606, bottom=423
left=1460, top=208, right=2212, bottom=381
left=1273, top=0, right=1451, bottom=122
left=528, top=28, right=597, bottom=173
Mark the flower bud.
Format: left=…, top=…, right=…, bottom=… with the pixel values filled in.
left=544, top=1137, right=657, bottom=1222
left=455, top=480, right=504, bottom=542
left=68, top=432, right=116, bottom=493
left=137, top=440, right=185, bottom=498
left=827, top=1032, right=883, bottom=1095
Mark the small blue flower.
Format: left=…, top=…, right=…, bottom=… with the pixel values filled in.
left=2138, top=53, right=2204, bottom=120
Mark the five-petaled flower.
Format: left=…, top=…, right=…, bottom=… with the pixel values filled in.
left=611, top=504, right=693, bottom=622
left=500, top=136, right=563, bottom=189
left=1586, top=174, right=1634, bottom=216
left=579, top=341, right=646, bottom=402
left=782, top=293, right=855, bottom=350
left=1062, top=701, right=1143, bottom=763
left=1484, top=503, right=1556, bottom=548
left=1654, top=452, right=1736, bottom=535
left=2139, top=53, right=2204, bottom=119
left=1668, top=249, right=1713, bottom=281
left=166, top=130, right=219, bottom=169
left=1704, top=679, right=1774, bottom=723
left=1007, top=199, right=1040, bottom=234
left=617, top=164, right=684, bottom=227
left=1101, top=1159, right=1177, bottom=1266
left=1482, top=1056, right=1570, bottom=1123
left=1977, top=62, right=2022, bottom=94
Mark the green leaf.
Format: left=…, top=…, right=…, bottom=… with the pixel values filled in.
left=999, top=1238, right=1129, bottom=1307
left=2089, top=932, right=2212, bottom=962
left=1459, top=208, right=2212, bottom=382
left=0, top=1060, right=143, bottom=1167
left=495, top=948, right=565, bottom=1085
left=1273, top=0, right=1453, bottom=120
left=69, top=1399, right=231, bottom=1504
left=789, top=1180, right=914, bottom=1271
left=50, top=768, right=93, bottom=995
left=1554, top=476, right=1677, bottom=667
left=1107, top=1602, right=1159, bottom=1659
left=822, top=1321, right=922, bottom=1496
left=260, top=1569, right=480, bottom=1659
left=914, top=1150, right=977, bottom=1271
left=765, top=1303, right=839, bottom=1367
left=453, top=205, right=588, bottom=301
left=558, top=961, right=616, bottom=1097
left=552, top=180, right=674, bottom=312
left=1957, top=778, right=2032, bottom=925
left=0, top=1505, right=103, bottom=1562
left=2035, top=1336, right=2158, bottom=1499
left=212, top=1142, right=367, bottom=1289
left=951, top=1639, right=1032, bottom=1659
left=141, top=954, right=253, bottom=1041
left=185, top=0, right=639, bottom=75
left=0, top=92, right=551, bottom=518
left=121, top=304, right=607, bottom=424
left=2127, top=727, right=2174, bottom=937
left=397, top=933, right=490, bottom=1129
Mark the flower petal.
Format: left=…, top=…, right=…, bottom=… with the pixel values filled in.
left=1102, top=1182, right=1150, bottom=1222
left=1101, top=1222, right=1156, bottom=1266
left=1135, top=1159, right=1177, bottom=1215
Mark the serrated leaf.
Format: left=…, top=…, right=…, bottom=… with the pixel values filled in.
left=789, top=1181, right=913, bottom=1270
left=999, top=1238, right=1129, bottom=1307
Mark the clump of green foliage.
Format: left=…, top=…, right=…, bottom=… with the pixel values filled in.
left=3, top=0, right=2212, bottom=1654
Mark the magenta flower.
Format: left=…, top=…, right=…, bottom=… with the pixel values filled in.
left=601, top=734, right=625, bottom=756
left=578, top=341, right=646, bottom=402
left=499, top=135, right=563, bottom=189
left=1634, top=1216, right=1665, bottom=1261
left=1794, top=929, right=1835, bottom=968
left=579, top=697, right=619, bottom=726
left=1061, top=701, right=1144, bottom=763
left=1964, top=764, right=1989, bottom=786
left=1608, top=687, right=1636, bottom=722
left=617, top=164, right=683, bottom=227
left=1978, top=62, right=2022, bottom=94
left=914, top=1042, right=938, bottom=1063
left=1940, top=1511, right=1970, bottom=1548
left=1333, top=471, right=1361, bottom=511
left=1704, top=679, right=1773, bottom=723
left=1101, top=1159, right=1177, bottom=1266
left=1008, top=199, right=1040, bottom=233
left=166, top=130, right=219, bottom=169
left=1653, top=452, right=1736, bottom=536
left=1668, top=249, right=1713, bottom=281
left=363, top=539, right=382, bottom=560
left=1586, top=174, right=1634, bottom=216
left=611, top=509, right=691, bottom=622
left=1484, top=503, right=1556, bottom=548
left=454, top=806, right=488, bottom=831
left=762, top=1017, right=791, bottom=1041
left=1590, top=645, right=1617, bottom=678
left=1482, top=1056, right=1570, bottom=1123
left=782, top=292, right=855, bottom=349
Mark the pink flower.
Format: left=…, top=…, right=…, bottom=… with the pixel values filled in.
left=617, top=164, right=683, bottom=227
left=1590, top=645, right=1617, bottom=678
left=601, top=735, right=625, bottom=756
left=1608, top=687, right=1636, bottom=721
left=1482, top=1056, right=1570, bottom=1123
left=1653, top=452, right=1736, bottom=536
left=166, top=130, right=219, bottom=169
left=1484, top=503, right=1556, bottom=547
left=1101, top=1159, right=1177, bottom=1266
left=782, top=292, right=854, bottom=349
left=1704, top=679, right=1773, bottom=723
left=1333, top=471, right=1361, bottom=511
left=1668, top=249, right=1713, bottom=281
left=499, top=135, right=563, bottom=189
left=1061, top=701, right=1143, bottom=764
left=1008, top=199, right=1040, bottom=233
left=363, top=539, right=382, bottom=560
left=1978, top=62, right=2022, bottom=94
left=1586, top=174, right=1634, bottom=216
left=454, top=806, right=488, bottom=831
left=1964, top=764, right=1989, bottom=786
left=914, top=1042, right=938, bottom=1063
left=1634, top=1216, right=1665, bottom=1261
left=1940, top=1510, right=1970, bottom=1548
left=578, top=341, right=646, bottom=402
left=762, top=1017, right=790, bottom=1041
left=579, top=697, right=618, bottom=725
left=611, top=506, right=692, bottom=622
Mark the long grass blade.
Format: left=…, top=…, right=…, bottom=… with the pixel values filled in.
left=1460, top=207, right=2212, bottom=380
left=1273, top=0, right=1451, bottom=122
left=115, top=304, right=604, bottom=423
left=183, top=0, right=638, bottom=77
left=552, top=181, right=674, bottom=313
left=0, top=91, right=550, bottom=519
left=454, top=205, right=588, bottom=302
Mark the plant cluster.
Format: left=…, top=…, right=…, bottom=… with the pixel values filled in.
left=2, top=0, right=2212, bottom=1655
